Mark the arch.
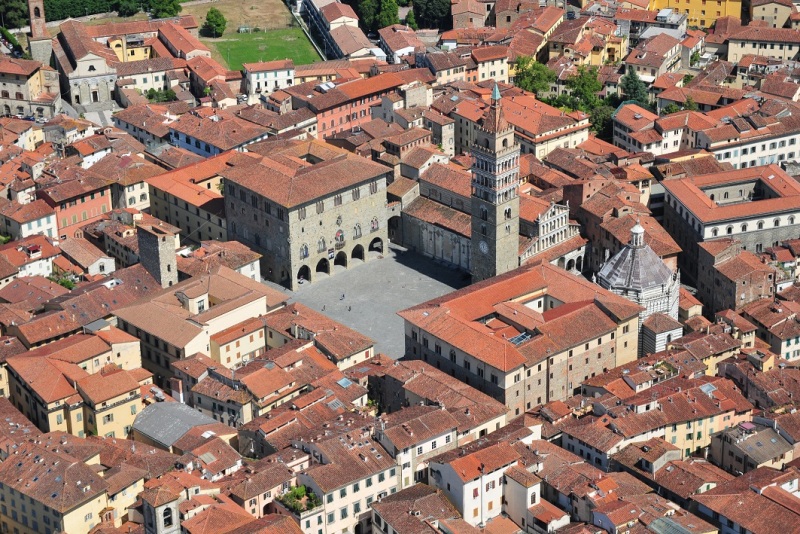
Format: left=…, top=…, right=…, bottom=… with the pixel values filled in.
left=726, top=226, right=733, bottom=235
left=480, top=224, right=487, bottom=236
left=566, top=259, right=575, bottom=271
left=299, top=244, right=309, bottom=259
left=369, top=237, right=384, bottom=254
left=480, top=206, right=488, bottom=221
left=758, top=221, right=764, bottom=230
left=741, top=223, right=747, bottom=232
left=352, top=244, right=365, bottom=261
left=334, top=251, right=347, bottom=268
left=502, top=138, right=508, bottom=148
left=297, top=265, right=311, bottom=283
left=34, top=6, right=41, bottom=17
left=712, top=228, right=719, bottom=237
left=315, top=258, right=330, bottom=274
left=774, top=218, right=781, bottom=227
left=790, top=216, right=796, bottom=225
left=353, top=224, right=362, bottom=239
left=557, top=257, right=566, bottom=268
left=163, top=508, right=173, bottom=528
left=576, top=256, right=583, bottom=271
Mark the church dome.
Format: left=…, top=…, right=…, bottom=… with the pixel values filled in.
left=597, top=223, right=674, bottom=293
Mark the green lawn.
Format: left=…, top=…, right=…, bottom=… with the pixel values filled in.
left=203, top=28, right=321, bottom=71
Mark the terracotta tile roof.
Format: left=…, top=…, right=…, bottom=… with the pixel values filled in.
left=221, top=140, right=388, bottom=208
left=168, top=111, right=267, bottom=150
left=0, top=443, right=108, bottom=512
left=601, top=214, right=681, bottom=258
left=442, top=441, right=520, bottom=482
left=662, top=164, right=800, bottom=223
left=403, top=196, right=472, bottom=237
left=0, top=57, right=44, bottom=77
left=90, top=152, right=164, bottom=187
left=176, top=240, right=262, bottom=279
left=242, top=59, right=294, bottom=73
left=379, top=405, right=459, bottom=449
left=77, top=369, right=139, bottom=406
left=158, top=22, right=209, bottom=55
left=370, top=484, right=460, bottom=529
left=264, top=302, right=372, bottom=361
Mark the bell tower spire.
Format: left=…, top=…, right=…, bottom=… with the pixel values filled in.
left=470, top=84, right=521, bottom=283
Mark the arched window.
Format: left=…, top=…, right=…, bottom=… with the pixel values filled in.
left=484, top=139, right=490, bottom=148
left=774, top=218, right=781, bottom=227
left=790, top=216, right=796, bottom=225
left=88, top=65, right=96, bottom=72
left=504, top=207, right=512, bottom=219
left=335, top=229, right=344, bottom=244
left=726, top=226, right=733, bottom=235
left=502, top=138, right=508, bottom=148
left=723, top=192, right=729, bottom=199
left=741, top=223, right=747, bottom=232
left=480, top=206, right=488, bottom=221
left=758, top=221, right=764, bottom=230
left=480, top=224, right=487, bottom=236
left=163, top=508, right=173, bottom=527
left=353, top=224, right=361, bottom=238
left=318, top=237, right=326, bottom=252
left=370, top=217, right=379, bottom=231
left=299, top=244, right=308, bottom=259
left=34, top=6, right=40, bottom=17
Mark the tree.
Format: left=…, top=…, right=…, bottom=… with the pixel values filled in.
left=376, top=0, right=399, bottom=29
left=684, top=96, right=698, bottom=111
left=514, top=56, right=556, bottom=96
left=148, top=0, right=181, bottom=19
left=358, top=0, right=378, bottom=30
left=114, top=0, right=140, bottom=17
left=405, top=6, right=418, bottom=30
left=690, top=50, right=700, bottom=66
left=413, top=0, right=450, bottom=29
left=662, top=103, right=681, bottom=115
left=620, top=68, right=649, bottom=107
left=0, top=0, right=29, bottom=30
left=565, top=65, right=602, bottom=112
left=590, top=104, right=615, bottom=140
left=203, top=7, right=226, bottom=37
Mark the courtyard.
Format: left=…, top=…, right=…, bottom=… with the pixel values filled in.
left=265, top=245, right=468, bottom=358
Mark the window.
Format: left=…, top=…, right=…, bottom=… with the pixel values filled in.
left=163, top=508, right=173, bottom=527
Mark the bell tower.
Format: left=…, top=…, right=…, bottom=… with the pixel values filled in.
left=470, top=84, right=521, bottom=283
left=27, top=0, right=52, bottom=65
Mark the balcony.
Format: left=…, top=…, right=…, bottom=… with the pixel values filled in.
left=335, top=239, right=346, bottom=250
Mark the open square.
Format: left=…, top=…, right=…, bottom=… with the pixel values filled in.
left=265, top=245, right=469, bottom=358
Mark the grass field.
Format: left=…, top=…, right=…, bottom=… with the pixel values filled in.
left=202, top=29, right=320, bottom=70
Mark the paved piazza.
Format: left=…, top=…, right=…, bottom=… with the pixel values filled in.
left=265, top=245, right=468, bottom=358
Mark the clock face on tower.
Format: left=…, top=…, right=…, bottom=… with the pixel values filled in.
left=479, top=240, right=489, bottom=255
